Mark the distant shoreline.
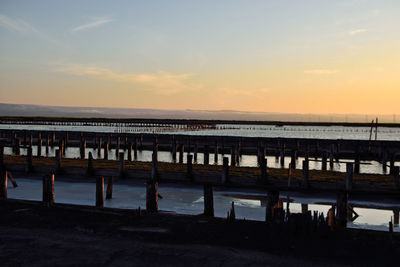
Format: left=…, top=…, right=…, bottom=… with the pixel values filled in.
left=1, top=115, right=400, bottom=128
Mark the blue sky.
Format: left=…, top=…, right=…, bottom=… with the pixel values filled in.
left=1, top=0, right=399, bottom=114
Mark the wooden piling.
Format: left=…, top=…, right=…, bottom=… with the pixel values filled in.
left=106, top=176, right=113, bottom=199
left=301, top=204, right=308, bottom=214
left=97, top=136, right=102, bottom=157
left=230, top=147, right=236, bottom=167
left=179, top=144, right=184, bottom=164
left=260, top=156, right=267, bottom=182
left=336, top=192, right=348, bottom=228
left=96, top=176, right=104, bottom=208
left=203, top=184, right=214, bottom=217
left=45, top=133, right=49, bottom=155
left=214, top=141, right=218, bottom=163
left=146, top=179, right=158, bottom=213
left=42, top=174, right=48, bottom=204
left=194, top=142, right=198, bottom=162
left=346, top=163, right=354, bottom=192
left=0, top=169, right=7, bottom=199
left=280, top=143, right=285, bottom=167
left=37, top=133, right=42, bottom=156
left=354, top=154, right=360, bottom=174
left=119, top=152, right=125, bottom=177
left=80, top=139, right=86, bottom=159
left=55, top=149, right=61, bottom=174
left=187, top=154, right=193, bottom=180
left=152, top=152, right=158, bottom=182
left=26, top=146, right=33, bottom=174
left=104, top=141, right=109, bottom=160
left=320, top=152, right=327, bottom=170
left=14, top=138, right=21, bottom=155
left=204, top=144, right=209, bottom=165
left=0, top=146, right=3, bottom=166
left=221, top=157, right=229, bottom=184
left=302, top=160, right=309, bottom=189
left=49, top=173, right=55, bottom=205
left=290, top=150, right=296, bottom=169
left=265, top=190, right=279, bottom=222
left=128, top=143, right=132, bottom=161
left=87, top=152, right=94, bottom=176
left=393, top=166, right=400, bottom=190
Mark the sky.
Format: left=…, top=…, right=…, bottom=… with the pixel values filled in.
left=0, top=0, right=399, bottom=115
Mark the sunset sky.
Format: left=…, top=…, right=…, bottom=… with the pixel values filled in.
left=0, top=0, right=399, bottom=115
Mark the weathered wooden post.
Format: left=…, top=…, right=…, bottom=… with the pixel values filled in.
left=14, top=138, right=21, bottom=155
left=128, top=143, right=132, bottom=161
left=301, top=204, right=308, bottom=214
left=0, top=146, right=3, bottom=166
left=187, top=154, right=193, bottom=180
left=230, top=147, right=236, bottom=167
left=45, top=133, right=49, bottom=155
left=55, top=149, right=61, bottom=174
left=280, top=143, right=285, bottom=167
left=42, top=173, right=55, bottom=206
left=97, top=136, right=102, bottom=157
left=134, top=136, right=138, bottom=159
left=26, top=147, right=33, bottom=173
left=290, top=150, right=296, bottom=169
left=321, top=152, right=327, bottom=171
left=96, top=176, right=104, bottom=208
left=80, top=139, right=86, bottom=159
left=119, top=152, right=125, bottom=178
left=336, top=192, right=348, bottom=228
left=354, top=154, right=360, bottom=174
left=51, top=132, right=55, bottom=147
left=193, top=142, right=198, bottom=162
left=106, top=177, right=114, bottom=199
left=260, top=156, right=267, bottom=182
left=302, top=160, right=309, bottom=189
left=221, top=157, right=229, bottom=184
left=179, top=144, right=184, bottom=164
left=146, top=152, right=158, bottom=212
left=104, top=141, right=109, bottom=160
left=29, top=134, right=33, bottom=148
left=214, top=141, right=218, bottom=163
left=265, top=190, right=279, bottom=222
left=115, top=136, right=121, bottom=158
left=203, top=184, right=214, bottom=217
left=204, top=144, right=209, bottom=165
left=389, top=154, right=395, bottom=175
left=139, top=134, right=143, bottom=151
left=394, top=209, right=399, bottom=226
left=0, top=169, right=7, bottom=199
left=346, top=163, right=354, bottom=192
left=393, top=166, right=400, bottom=190
left=49, top=172, right=55, bottom=205
left=87, top=152, right=94, bottom=176
left=37, top=133, right=42, bottom=156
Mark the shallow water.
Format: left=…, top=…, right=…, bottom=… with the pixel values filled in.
left=7, top=178, right=400, bottom=232
left=2, top=123, right=400, bottom=140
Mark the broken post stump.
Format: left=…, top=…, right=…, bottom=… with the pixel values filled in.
left=203, top=184, right=214, bottom=217
left=302, top=160, right=309, bottom=189
left=96, top=176, right=104, bottom=208
left=106, top=176, right=114, bottom=199
left=336, top=192, right=348, bottom=228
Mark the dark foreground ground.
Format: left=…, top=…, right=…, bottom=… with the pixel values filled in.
left=0, top=200, right=399, bottom=267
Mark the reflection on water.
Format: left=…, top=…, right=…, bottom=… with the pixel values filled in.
left=6, top=178, right=399, bottom=232
left=2, top=124, right=400, bottom=140
left=4, top=145, right=398, bottom=174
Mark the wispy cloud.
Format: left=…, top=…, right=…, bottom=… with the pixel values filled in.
left=0, top=14, right=38, bottom=33
left=304, top=69, right=340, bottom=75
left=71, top=17, right=113, bottom=32
left=53, top=63, right=200, bottom=95
left=220, top=87, right=269, bottom=97
left=348, top=29, right=368, bottom=36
